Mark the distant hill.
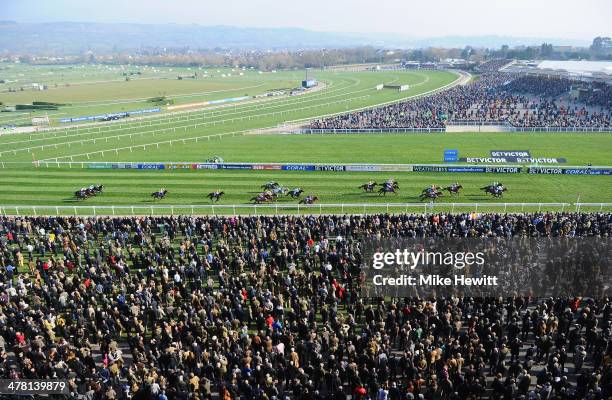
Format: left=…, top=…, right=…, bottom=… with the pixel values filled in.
left=0, top=21, right=590, bottom=53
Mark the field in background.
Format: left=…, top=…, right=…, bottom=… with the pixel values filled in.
left=0, top=64, right=455, bottom=126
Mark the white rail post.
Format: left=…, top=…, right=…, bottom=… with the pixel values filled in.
left=131, top=206, right=135, bottom=215
left=233, top=205, right=236, bottom=215
left=112, top=206, right=115, bottom=215
left=150, top=206, right=153, bottom=215
left=15, top=207, right=19, bottom=216
left=56, top=206, right=59, bottom=216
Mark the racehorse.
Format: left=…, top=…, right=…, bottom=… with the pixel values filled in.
left=481, top=185, right=507, bottom=198
left=75, top=190, right=89, bottom=200
left=385, top=179, right=400, bottom=189
left=74, top=184, right=103, bottom=200
left=261, top=182, right=279, bottom=190
left=299, top=195, right=318, bottom=205
left=444, top=184, right=463, bottom=196
left=272, top=186, right=288, bottom=196
left=207, top=191, right=224, bottom=202
left=378, top=185, right=398, bottom=196
left=421, top=185, right=442, bottom=194
left=263, top=190, right=277, bottom=201
left=151, top=189, right=168, bottom=200
left=287, top=188, right=304, bottom=198
left=359, top=182, right=377, bottom=192
left=250, top=193, right=273, bottom=204
left=419, top=189, right=444, bottom=201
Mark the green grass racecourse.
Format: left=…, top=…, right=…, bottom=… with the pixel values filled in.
left=0, top=132, right=610, bottom=212
left=0, top=65, right=610, bottom=214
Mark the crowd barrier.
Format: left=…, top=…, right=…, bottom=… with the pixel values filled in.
left=3, top=202, right=608, bottom=217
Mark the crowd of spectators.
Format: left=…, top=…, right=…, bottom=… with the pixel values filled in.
left=0, top=213, right=610, bottom=399
left=475, top=60, right=512, bottom=73
left=583, top=83, right=612, bottom=110
left=309, top=72, right=612, bottom=130
left=501, top=76, right=572, bottom=98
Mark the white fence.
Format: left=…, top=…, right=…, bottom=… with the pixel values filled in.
left=1, top=202, right=610, bottom=216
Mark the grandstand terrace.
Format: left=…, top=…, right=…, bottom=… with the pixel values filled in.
left=310, top=72, right=612, bottom=130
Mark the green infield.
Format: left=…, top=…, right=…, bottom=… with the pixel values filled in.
left=0, top=64, right=456, bottom=126
left=41, top=132, right=610, bottom=165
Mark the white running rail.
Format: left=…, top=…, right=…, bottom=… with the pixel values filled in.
left=1, top=202, right=607, bottom=217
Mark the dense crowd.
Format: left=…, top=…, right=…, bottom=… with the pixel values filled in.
left=309, top=72, right=612, bottom=130
left=0, top=212, right=610, bottom=399
left=476, top=59, right=512, bottom=73
left=501, top=76, right=572, bottom=98
left=583, top=83, right=612, bottom=109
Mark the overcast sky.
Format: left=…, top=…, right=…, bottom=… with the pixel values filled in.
left=2, top=0, right=610, bottom=40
